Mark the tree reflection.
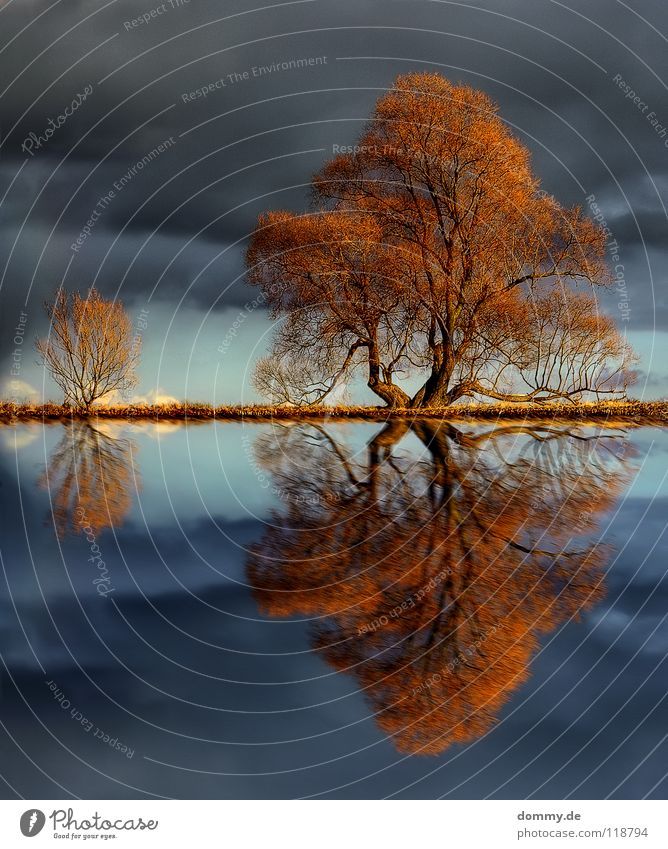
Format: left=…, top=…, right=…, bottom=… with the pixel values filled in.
left=40, top=421, right=138, bottom=537
left=247, top=420, right=632, bottom=755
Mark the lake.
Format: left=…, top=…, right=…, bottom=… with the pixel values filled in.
left=0, top=418, right=666, bottom=799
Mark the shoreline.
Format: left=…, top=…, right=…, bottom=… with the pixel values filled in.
left=2, top=400, right=667, bottom=425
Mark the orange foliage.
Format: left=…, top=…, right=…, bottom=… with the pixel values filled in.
left=248, top=73, right=635, bottom=408
left=247, top=420, right=632, bottom=754
left=36, top=288, right=139, bottom=410
left=39, top=421, right=138, bottom=537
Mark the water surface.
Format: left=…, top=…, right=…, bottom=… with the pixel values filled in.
left=0, top=418, right=666, bottom=798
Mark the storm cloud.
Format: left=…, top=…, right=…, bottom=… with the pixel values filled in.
left=1, top=0, right=667, bottom=400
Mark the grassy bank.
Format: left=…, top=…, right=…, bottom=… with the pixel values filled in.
left=2, top=399, right=668, bottom=425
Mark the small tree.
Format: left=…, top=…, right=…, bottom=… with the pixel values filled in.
left=36, top=288, right=139, bottom=411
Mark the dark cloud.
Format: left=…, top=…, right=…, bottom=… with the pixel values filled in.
left=1, top=0, right=667, bottom=392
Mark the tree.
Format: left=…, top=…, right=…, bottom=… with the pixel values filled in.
left=39, top=421, right=138, bottom=537
left=253, top=348, right=352, bottom=407
left=248, top=209, right=417, bottom=407
left=247, top=420, right=632, bottom=754
left=455, top=288, right=636, bottom=403
left=36, top=288, right=140, bottom=411
left=248, top=73, right=637, bottom=407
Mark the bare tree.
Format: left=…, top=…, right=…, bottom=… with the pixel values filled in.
left=253, top=350, right=351, bottom=406
left=36, top=288, right=140, bottom=411
left=38, top=421, right=138, bottom=537
left=248, top=73, right=636, bottom=407
left=247, top=209, right=418, bottom=407
left=247, top=420, right=632, bottom=753
left=452, top=289, right=637, bottom=403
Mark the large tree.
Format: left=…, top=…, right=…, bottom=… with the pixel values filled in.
left=36, top=288, right=140, bottom=411
left=247, top=420, right=631, bottom=753
left=247, top=73, right=636, bottom=407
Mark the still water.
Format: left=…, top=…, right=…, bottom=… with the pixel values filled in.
left=0, top=418, right=666, bottom=799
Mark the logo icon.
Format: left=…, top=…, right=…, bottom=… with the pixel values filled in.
left=20, top=810, right=46, bottom=837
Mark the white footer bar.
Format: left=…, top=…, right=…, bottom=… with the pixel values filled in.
left=0, top=800, right=666, bottom=848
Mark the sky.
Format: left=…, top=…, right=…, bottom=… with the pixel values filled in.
left=1, top=0, right=667, bottom=404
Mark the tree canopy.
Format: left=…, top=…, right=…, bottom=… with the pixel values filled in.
left=247, top=73, right=636, bottom=407
left=247, top=420, right=632, bottom=754
left=39, top=421, right=138, bottom=538
left=36, top=288, right=140, bottom=411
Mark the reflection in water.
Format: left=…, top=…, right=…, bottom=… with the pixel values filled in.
left=39, top=421, right=139, bottom=537
left=247, top=421, right=632, bottom=755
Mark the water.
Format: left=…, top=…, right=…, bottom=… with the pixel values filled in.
left=0, top=418, right=666, bottom=799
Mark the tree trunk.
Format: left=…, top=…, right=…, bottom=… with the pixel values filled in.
left=367, top=420, right=410, bottom=498
left=412, top=362, right=452, bottom=408
left=411, top=328, right=460, bottom=407
left=369, top=380, right=411, bottom=407
left=369, top=419, right=410, bottom=459
left=412, top=356, right=477, bottom=409
left=367, top=341, right=410, bottom=407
